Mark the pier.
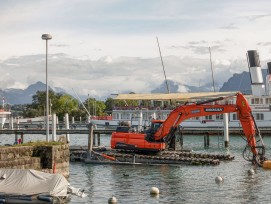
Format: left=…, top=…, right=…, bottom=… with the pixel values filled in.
left=1, top=126, right=271, bottom=135
left=0, top=128, right=114, bottom=135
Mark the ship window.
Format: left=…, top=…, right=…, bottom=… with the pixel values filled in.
left=253, top=98, right=263, bottom=104
left=112, top=113, right=118, bottom=120
left=266, top=98, right=271, bottom=104
left=254, top=113, right=264, bottom=120
left=233, top=113, right=239, bottom=120
left=205, top=115, right=212, bottom=120
left=190, top=117, right=199, bottom=120
left=216, top=114, right=223, bottom=120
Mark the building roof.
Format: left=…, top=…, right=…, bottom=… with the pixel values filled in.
left=113, top=92, right=239, bottom=101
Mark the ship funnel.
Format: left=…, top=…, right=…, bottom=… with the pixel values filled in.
left=247, top=50, right=265, bottom=96
left=267, top=62, right=271, bottom=74
left=266, top=62, right=271, bottom=96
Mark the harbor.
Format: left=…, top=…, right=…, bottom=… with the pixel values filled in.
left=1, top=132, right=271, bottom=203
left=2, top=1, right=271, bottom=203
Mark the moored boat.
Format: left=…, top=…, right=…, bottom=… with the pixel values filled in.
left=0, top=169, right=87, bottom=204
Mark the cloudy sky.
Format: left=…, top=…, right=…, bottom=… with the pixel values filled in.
left=1, top=0, right=271, bottom=100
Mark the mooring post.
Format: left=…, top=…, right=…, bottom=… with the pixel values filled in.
left=223, top=113, right=229, bottom=147
left=16, top=118, right=20, bottom=130
left=87, top=123, right=94, bottom=159
left=9, top=117, right=13, bottom=130
left=98, top=133, right=101, bottom=146
left=64, top=113, right=70, bottom=143
left=207, top=133, right=210, bottom=147
left=52, top=113, right=56, bottom=141
left=21, top=132, right=24, bottom=143
left=15, top=133, right=18, bottom=144
left=204, top=132, right=210, bottom=148
left=179, top=126, right=184, bottom=148
left=93, top=133, right=96, bottom=146
left=56, top=116, right=59, bottom=130
left=71, top=117, right=75, bottom=124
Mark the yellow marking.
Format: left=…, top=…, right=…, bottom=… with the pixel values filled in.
left=242, top=101, right=246, bottom=107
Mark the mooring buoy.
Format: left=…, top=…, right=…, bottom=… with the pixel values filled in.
left=248, top=169, right=255, bottom=175
left=215, top=176, right=223, bottom=184
left=108, top=196, right=117, bottom=204
left=150, top=187, right=159, bottom=195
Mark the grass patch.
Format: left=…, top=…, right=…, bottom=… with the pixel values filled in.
left=14, top=141, right=65, bottom=147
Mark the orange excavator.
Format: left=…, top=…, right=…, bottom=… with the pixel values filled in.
left=111, top=92, right=267, bottom=166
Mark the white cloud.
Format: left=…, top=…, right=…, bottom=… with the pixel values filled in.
left=0, top=53, right=251, bottom=99
left=1, top=0, right=271, bottom=98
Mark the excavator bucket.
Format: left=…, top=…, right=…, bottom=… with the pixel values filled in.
left=263, top=160, right=271, bottom=169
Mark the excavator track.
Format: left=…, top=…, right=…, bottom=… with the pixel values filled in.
left=103, top=150, right=234, bottom=166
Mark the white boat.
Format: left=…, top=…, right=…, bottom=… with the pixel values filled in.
left=0, top=169, right=86, bottom=204
left=90, top=50, right=271, bottom=129
left=0, top=97, right=11, bottom=129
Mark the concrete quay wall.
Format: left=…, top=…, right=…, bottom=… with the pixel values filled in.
left=0, top=144, right=69, bottom=177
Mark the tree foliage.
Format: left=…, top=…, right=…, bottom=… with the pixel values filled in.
left=22, top=90, right=112, bottom=121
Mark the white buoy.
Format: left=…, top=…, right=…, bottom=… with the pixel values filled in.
left=108, top=196, right=117, bottom=204
left=150, top=187, right=159, bottom=195
left=215, top=176, right=223, bottom=184
left=248, top=169, right=255, bottom=175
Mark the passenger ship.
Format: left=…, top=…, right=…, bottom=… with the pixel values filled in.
left=90, top=50, right=271, bottom=129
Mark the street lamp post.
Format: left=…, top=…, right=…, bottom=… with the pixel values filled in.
left=42, top=34, right=52, bottom=142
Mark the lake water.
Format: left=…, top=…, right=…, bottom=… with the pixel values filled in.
left=2, top=133, right=271, bottom=203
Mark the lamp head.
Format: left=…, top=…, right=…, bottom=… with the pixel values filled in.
left=42, top=34, right=52, bottom=40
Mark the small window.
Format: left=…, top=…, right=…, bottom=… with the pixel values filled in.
left=205, top=115, right=212, bottom=120
left=256, top=113, right=264, bottom=120
left=233, top=113, right=239, bottom=120
left=216, top=114, right=223, bottom=120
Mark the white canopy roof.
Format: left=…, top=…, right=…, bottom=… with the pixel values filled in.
left=113, top=92, right=238, bottom=101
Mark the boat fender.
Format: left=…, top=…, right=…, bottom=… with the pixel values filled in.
left=37, top=195, right=53, bottom=203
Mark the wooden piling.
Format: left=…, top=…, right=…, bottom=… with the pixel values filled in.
left=204, top=132, right=210, bottom=148
left=97, top=133, right=101, bottom=146
left=93, top=133, right=96, bottom=146
left=21, top=132, right=24, bottom=143
left=88, top=123, right=94, bottom=156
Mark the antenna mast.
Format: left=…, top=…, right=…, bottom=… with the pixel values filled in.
left=209, top=47, right=216, bottom=92
left=156, top=37, right=170, bottom=94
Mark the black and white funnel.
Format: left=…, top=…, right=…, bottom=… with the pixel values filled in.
left=247, top=50, right=265, bottom=96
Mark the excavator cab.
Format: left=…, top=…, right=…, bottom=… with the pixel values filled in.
left=150, top=120, right=164, bottom=132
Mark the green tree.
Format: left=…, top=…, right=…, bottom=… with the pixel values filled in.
left=83, top=98, right=106, bottom=116
left=54, top=94, right=79, bottom=119
left=104, top=97, right=114, bottom=115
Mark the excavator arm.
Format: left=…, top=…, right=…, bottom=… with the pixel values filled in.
left=153, top=92, right=263, bottom=164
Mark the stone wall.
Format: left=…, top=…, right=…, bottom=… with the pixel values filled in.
left=0, top=144, right=69, bottom=177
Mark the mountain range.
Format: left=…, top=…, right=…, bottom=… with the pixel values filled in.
left=1, top=70, right=267, bottom=105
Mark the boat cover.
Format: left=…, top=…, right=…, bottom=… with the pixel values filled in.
left=0, top=169, right=69, bottom=197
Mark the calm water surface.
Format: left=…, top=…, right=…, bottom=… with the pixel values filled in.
left=2, top=133, right=271, bottom=203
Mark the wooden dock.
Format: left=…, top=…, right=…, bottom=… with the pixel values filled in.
left=1, top=127, right=271, bottom=135
left=0, top=129, right=114, bottom=135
